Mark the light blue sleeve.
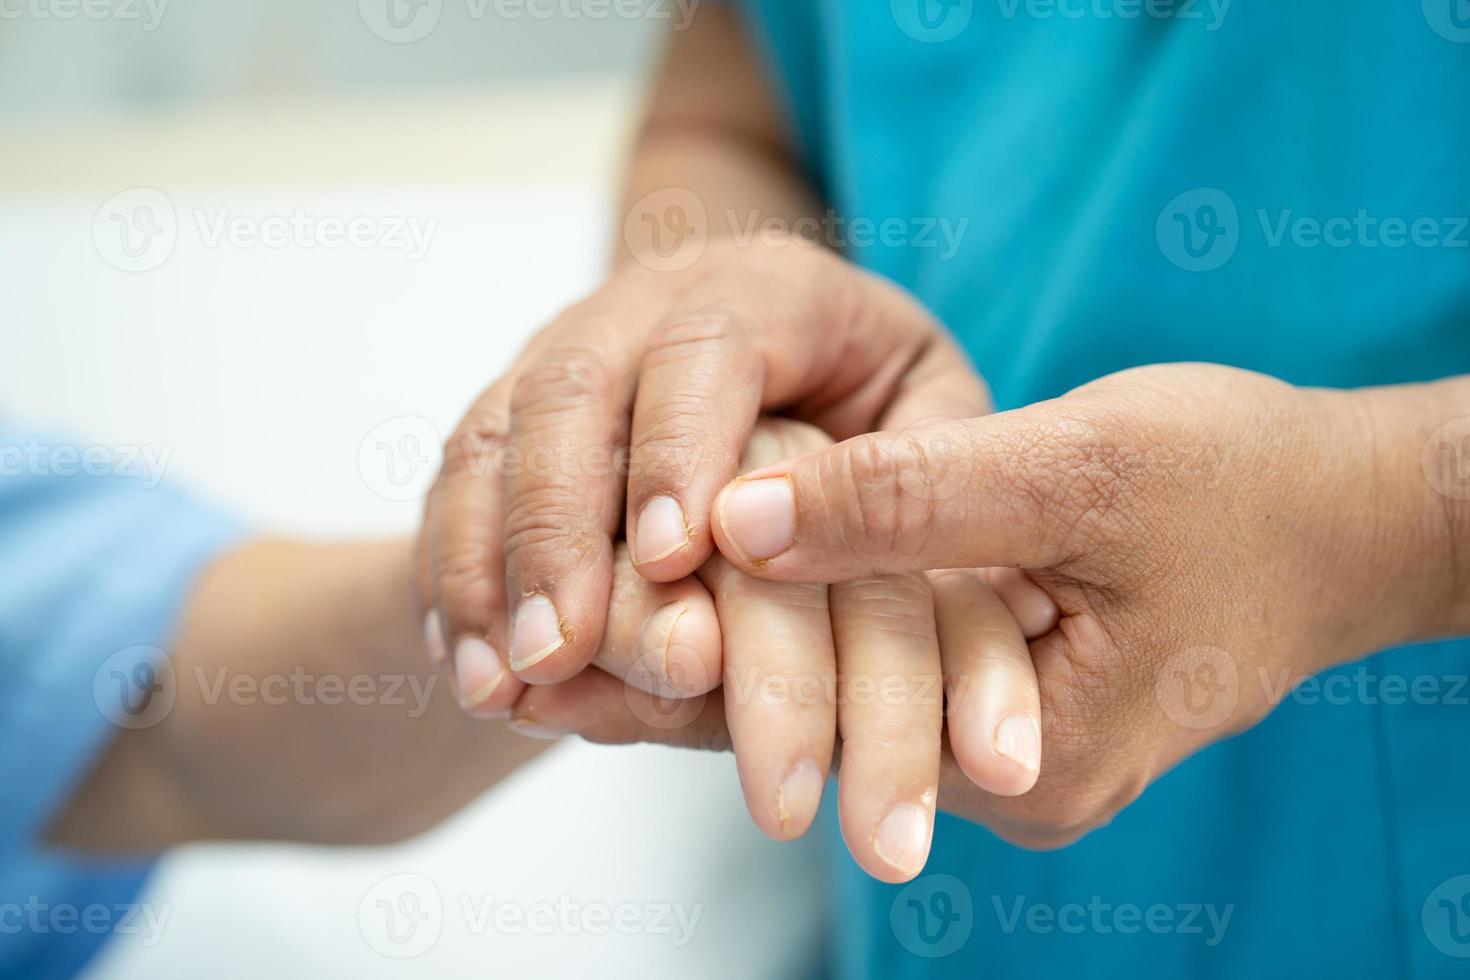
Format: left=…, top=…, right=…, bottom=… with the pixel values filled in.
left=0, top=430, right=247, bottom=853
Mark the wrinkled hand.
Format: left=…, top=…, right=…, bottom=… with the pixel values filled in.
left=700, top=362, right=1450, bottom=847
left=416, top=235, right=989, bottom=716
left=511, top=416, right=1059, bottom=882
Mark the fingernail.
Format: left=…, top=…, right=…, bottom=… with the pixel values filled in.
left=717, top=477, right=796, bottom=561
left=775, top=760, right=825, bottom=836
left=872, top=804, right=932, bottom=876
left=455, top=637, right=507, bottom=713
left=510, top=594, right=564, bottom=670
left=424, top=610, right=448, bottom=665
left=634, top=495, right=689, bottom=565
left=639, top=600, right=691, bottom=691
left=508, top=718, right=563, bottom=740
left=994, top=714, right=1041, bottom=772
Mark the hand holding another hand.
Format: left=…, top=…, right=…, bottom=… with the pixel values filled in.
left=508, top=416, right=1058, bottom=882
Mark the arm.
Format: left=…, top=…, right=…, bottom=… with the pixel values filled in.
left=48, top=539, right=547, bottom=852
left=617, top=2, right=822, bottom=265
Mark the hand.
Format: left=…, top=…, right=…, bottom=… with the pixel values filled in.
left=417, top=235, right=990, bottom=703
left=703, top=363, right=1458, bottom=847
left=512, top=416, right=1059, bottom=882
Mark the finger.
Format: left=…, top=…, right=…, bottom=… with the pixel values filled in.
left=625, top=241, right=964, bottom=582
left=695, top=420, right=839, bottom=841
left=501, top=290, right=650, bottom=683
left=984, top=567, right=1060, bottom=640
left=511, top=664, right=731, bottom=752
left=593, top=542, right=722, bottom=699
left=831, top=573, right=943, bottom=884
left=930, top=569, right=1042, bottom=797
left=422, top=381, right=525, bottom=718
left=871, top=332, right=993, bottom=432
left=699, top=556, right=834, bottom=840
left=710, top=406, right=1082, bottom=581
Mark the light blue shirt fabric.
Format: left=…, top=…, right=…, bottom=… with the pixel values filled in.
left=731, top=2, right=1470, bottom=977
left=0, top=430, right=243, bottom=977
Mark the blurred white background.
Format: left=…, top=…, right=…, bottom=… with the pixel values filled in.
left=1, top=3, right=824, bottom=977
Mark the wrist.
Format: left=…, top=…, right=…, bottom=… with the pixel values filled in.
left=1321, top=381, right=1470, bottom=655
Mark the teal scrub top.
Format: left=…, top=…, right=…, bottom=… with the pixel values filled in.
left=730, top=2, right=1470, bottom=977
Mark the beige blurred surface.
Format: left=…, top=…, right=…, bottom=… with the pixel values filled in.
left=1, top=81, right=640, bottom=191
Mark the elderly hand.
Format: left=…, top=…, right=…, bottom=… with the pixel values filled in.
left=700, top=363, right=1467, bottom=847
left=416, top=235, right=989, bottom=705
left=504, top=416, right=1059, bottom=882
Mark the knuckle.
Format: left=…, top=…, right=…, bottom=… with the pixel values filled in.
left=840, top=718, right=933, bottom=756
left=832, top=573, right=934, bottom=628
left=1005, top=790, right=1110, bottom=849
left=441, top=423, right=504, bottom=479
left=827, top=433, right=938, bottom=563
left=502, top=494, right=606, bottom=582
left=436, top=552, right=502, bottom=626
left=631, top=398, right=727, bottom=486
left=647, top=308, right=746, bottom=359
left=510, top=346, right=617, bottom=417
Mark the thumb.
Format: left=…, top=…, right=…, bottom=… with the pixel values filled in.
left=709, top=409, right=1080, bottom=581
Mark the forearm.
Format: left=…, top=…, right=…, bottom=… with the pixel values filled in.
left=617, top=4, right=822, bottom=267
left=49, top=539, right=545, bottom=853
